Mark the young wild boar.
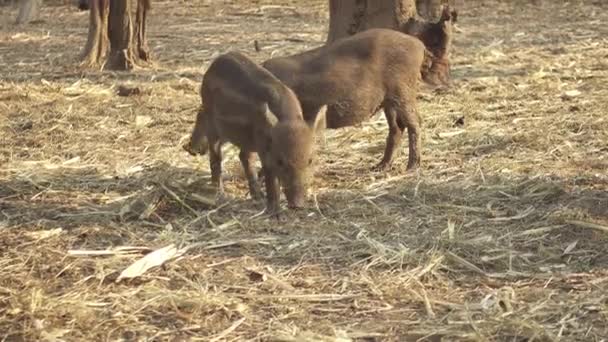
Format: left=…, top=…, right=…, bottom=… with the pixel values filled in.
left=262, top=29, right=432, bottom=171
left=183, top=51, right=326, bottom=215
left=401, top=5, right=457, bottom=86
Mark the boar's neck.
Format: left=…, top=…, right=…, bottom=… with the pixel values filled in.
left=264, top=85, right=303, bottom=123
left=401, top=18, right=430, bottom=40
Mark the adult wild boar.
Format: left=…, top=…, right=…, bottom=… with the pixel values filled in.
left=183, top=52, right=326, bottom=215
left=263, top=28, right=432, bottom=171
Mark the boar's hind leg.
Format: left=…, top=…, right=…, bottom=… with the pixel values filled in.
left=399, top=98, right=422, bottom=171
left=373, top=105, right=404, bottom=171
left=209, top=139, right=225, bottom=196
left=239, top=150, right=263, bottom=200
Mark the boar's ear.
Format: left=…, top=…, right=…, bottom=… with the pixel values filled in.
left=263, top=106, right=279, bottom=128
left=309, top=105, right=327, bottom=133
left=439, top=5, right=452, bottom=22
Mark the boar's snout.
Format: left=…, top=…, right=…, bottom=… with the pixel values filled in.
left=283, top=180, right=308, bottom=210
left=287, top=197, right=305, bottom=209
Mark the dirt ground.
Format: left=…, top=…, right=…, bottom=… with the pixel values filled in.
left=1, top=0, right=608, bottom=341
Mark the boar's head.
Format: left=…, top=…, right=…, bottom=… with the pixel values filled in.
left=402, top=5, right=457, bottom=86
left=262, top=106, right=327, bottom=209
left=183, top=108, right=209, bottom=156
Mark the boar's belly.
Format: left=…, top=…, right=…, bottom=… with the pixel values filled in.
left=325, top=102, right=380, bottom=129
left=215, top=120, right=257, bottom=150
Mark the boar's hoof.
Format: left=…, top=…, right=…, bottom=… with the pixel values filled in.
left=264, top=205, right=281, bottom=220
left=250, top=188, right=264, bottom=201
left=182, top=141, right=197, bottom=156
left=287, top=202, right=305, bottom=210
left=215, top=190, right=229, bottom=205
left=371, top=161, right=393, bottom=172
left=406, top=160, right=421, bottom=172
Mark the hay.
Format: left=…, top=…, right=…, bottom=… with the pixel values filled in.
left=1, top=0, right=608, bottom=340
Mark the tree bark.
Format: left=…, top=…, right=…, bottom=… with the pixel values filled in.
left=80, top=0, right=150, bottom=70
left=325, top=0, right=455, bottom=86
left=107, top=0, right=134, bottom=70
left=416, top=0, right=458, bottom=20
left=326, top=0, right=417, bottom=44
left=135, top=0, right=150, bottom=60
left=416, top=0, right=440, bottom=20
left=16, top=0, right=41, bottom=24
left=78, top=0, right=89, bottom=10
left=81, top=0, right=109, bottom=67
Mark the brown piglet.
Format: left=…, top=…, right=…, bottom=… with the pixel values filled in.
left=183, top=51, right=326, bottom=215
left=263, top=28, right=433, bottom=171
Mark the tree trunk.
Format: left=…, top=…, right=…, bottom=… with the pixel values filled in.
left=416, top=0, right=457, bottom=20
left=416, top=0, right=439, bottom=20
left=16, top=0, right=41, bottom=24
left=1, top=0, right=19, bottom=7
left=107, top=0, right=134, bottom=70
left=326, top=0, right=417, bottom=44
left=78, top=0, right=89, bottom=10
left=81, top=0, right=109, bottom=67
left=134, top=0, right=150, bottom=60
left=80, top=0, right=150, bottom=70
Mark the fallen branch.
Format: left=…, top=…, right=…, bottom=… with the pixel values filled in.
left=567, top=220, right=608, bottom=234
left=209, top=317, right=246, bottom=342
left=160, top=183, right=200, bottom=217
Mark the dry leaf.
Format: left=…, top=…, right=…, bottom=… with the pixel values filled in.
left=561, top=90, right=581, bottom=100
left=62, top=156, right=80, bottom=165
left=25, top=228, right=63, bottom=241
left=135, top=115, right=154, bottom=128
left=447, top=220, right=455, bottom=240
left=116, top=244, right=183, bottom=282
left=563, top=240, right=578, bottom=255
left=41, top=328, right=70, bottom=342
left=189, top=193, right=216, bottom=207
left=437, top=129, right=466, bottom=138
left=124, top=165, right=144, bottom=176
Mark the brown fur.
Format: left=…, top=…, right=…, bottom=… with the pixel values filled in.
left=183, top=51, right=325, bottom=214
left=401, top=5, right=457, bottom=86
left=262, top=28, right=428, bottom=171
left=78, top=0, right=150, bottom=11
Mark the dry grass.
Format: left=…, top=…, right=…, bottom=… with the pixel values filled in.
left=1, top=0, right=608, bottom=341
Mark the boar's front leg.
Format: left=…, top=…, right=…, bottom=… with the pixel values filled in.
left=263, top=166, right=280, bottom=216
left=239, top=150, right=263, bottom=200
left=209, top=139, right=225, bottom=198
